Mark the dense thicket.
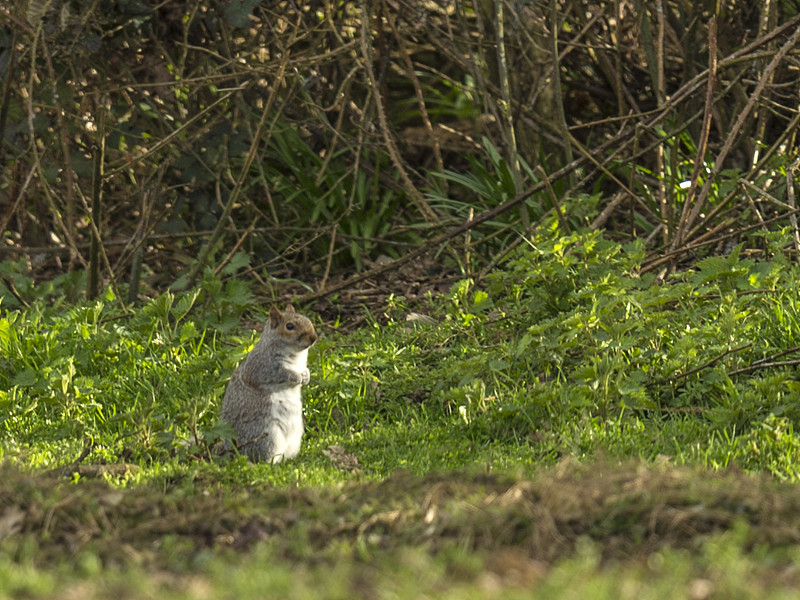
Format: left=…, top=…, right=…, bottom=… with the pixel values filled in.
left=2, top=0, right=800, bottom=301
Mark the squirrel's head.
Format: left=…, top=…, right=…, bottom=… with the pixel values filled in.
left=269, top=304, right=317, bottom=349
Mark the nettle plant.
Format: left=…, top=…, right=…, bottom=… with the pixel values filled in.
left=484, top=226, right=799, bottom=423
left=304, top=225, right=800, bottom=457
left=357, top=225, right=795, bottom=434
left=0, top=269, right=258, bottom=465
left=3, top=224, right=800, bottom=474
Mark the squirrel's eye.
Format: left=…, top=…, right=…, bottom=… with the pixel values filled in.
left=285, top=322, right=295, bottom=331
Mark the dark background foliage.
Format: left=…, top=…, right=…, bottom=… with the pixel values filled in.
left=2, top=0, right=800, bottom=303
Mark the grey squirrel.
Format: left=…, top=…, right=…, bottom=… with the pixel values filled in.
left=221, top=304, right=317, bottom=463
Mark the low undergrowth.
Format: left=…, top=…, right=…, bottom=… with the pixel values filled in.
left=4, top=222, right=800, bottom=597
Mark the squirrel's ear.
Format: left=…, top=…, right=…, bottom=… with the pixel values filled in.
left=269, top=306, right=282, bottom=328
left=285, top=304, right=296, bottom=313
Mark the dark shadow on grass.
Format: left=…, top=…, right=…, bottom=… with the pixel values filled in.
left=3, top=458, right=800, bottom=570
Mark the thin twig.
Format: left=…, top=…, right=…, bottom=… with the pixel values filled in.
left=87, top=103, right=105, bottom=300
left=751, top=0, right=779, bottom=166
left=738, top=178, right=794, bottom=211
left=358, top=0, right=437, bottom=223
left=214, top=217, right=260, bottom=277
left=749, top=345, right=800, bottom=367
left=496, top=0, right=520, bottom=179
left=183, top=46, right=294, bottom=287
left=75, top=183, right=126, bottom=310
left=549, top=0, right=574, bottom=185
left=320, top=223, right=337, bottom=292
left=681, top=19, right=800, bottom=240
left=681, top=104, right=800, bottom=244
left=23, top=17, right=85, bottom=268
left=0, top=274, right=30, bottom=308
left=641, top=209, right=800, bottom=273
left=673, top=15, right=717, bottom=248
left=591, top=192, right=625, bottom=231
left=41, top=37, right=77, bottom=259
left=730, top=359, right=800, bottom=377
left=537, top=165, right=569, bottom=232
left=649, top=343, right=752, bottom=386
left=295, top=189, right=535, bottom=303
left=786, top=158, right=800, bottom=267
left=390, top=17, right=443, bottom=175
left=105, top=83, right=250, bottom=176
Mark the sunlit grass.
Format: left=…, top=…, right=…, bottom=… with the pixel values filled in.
left=5, top=226, right=800, bottom=597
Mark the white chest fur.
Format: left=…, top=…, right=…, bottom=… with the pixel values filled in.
left=282, top=347, right=309, bottom=372
left=267, top=384, right=304, bottom=462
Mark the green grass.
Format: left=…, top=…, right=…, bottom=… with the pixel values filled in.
left=5, top=222, right=800, bottom=596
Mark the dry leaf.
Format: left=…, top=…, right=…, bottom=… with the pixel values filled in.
left=322, top=445, right=360, bottom=472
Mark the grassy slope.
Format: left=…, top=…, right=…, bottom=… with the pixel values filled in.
left=3, top=227, right=800, bottom=597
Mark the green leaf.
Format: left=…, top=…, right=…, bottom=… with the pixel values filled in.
left=489, top=358, right=510, bottom=370
left=173, top=289, right=201, bottom=323
left=13, top=368, right=39, bottom=387
left=220, top=252, right=250, bottom=276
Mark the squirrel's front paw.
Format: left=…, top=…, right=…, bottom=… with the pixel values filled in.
left=300, top=369, right=310, bottom=385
